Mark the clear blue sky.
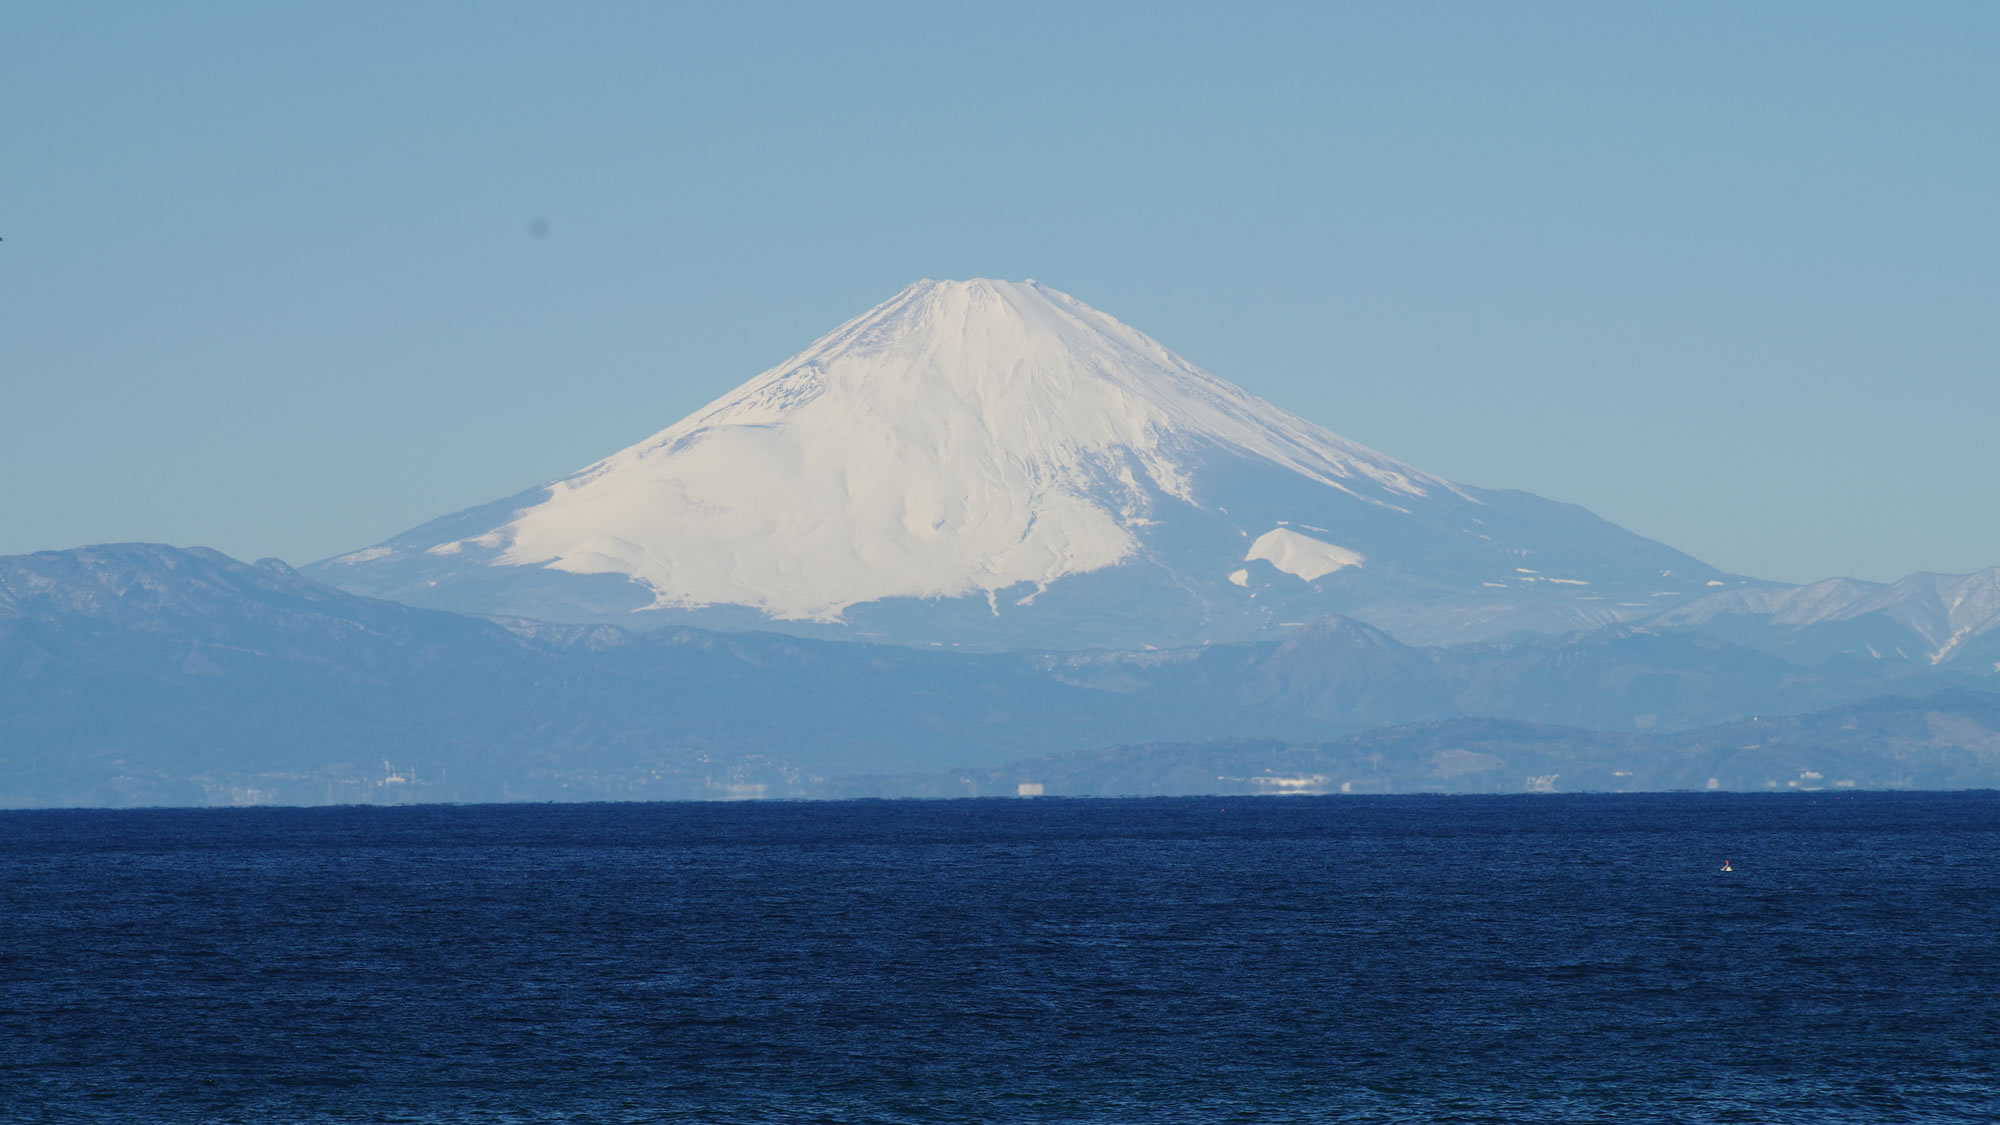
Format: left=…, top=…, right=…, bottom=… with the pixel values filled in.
left=4, top=1, right=1995, bottom=584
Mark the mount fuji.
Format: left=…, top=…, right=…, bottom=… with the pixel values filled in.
left=308, top=279, right=1739, bottom=649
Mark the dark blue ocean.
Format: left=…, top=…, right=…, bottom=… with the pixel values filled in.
left=4, top=792, right=1996, bottom=1123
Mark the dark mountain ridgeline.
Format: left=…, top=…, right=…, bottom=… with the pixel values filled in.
left=856, top=693, right=2000, bottom=798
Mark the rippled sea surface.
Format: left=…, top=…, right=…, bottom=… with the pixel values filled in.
left=4, top=792, right=1997, bottom=1123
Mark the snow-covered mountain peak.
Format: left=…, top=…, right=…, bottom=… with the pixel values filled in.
left=457, top=279, right=1454, bottom=621
left=639, top=277, right=1443, bottom=499
left=313, top=279, right=1731, bottom=648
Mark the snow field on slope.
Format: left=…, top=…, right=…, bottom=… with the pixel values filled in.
left=483, top=280, right=1448, bottom=619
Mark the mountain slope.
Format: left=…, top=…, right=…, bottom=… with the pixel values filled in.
left=1648, top=567, right=2000, bottom=667
left=307, top=279, right=1736, bottom=649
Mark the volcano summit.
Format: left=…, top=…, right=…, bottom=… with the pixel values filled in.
left=309, top=279, right=1736, bottom=648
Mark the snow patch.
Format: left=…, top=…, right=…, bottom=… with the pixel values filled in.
left=331, top=548, right=393, bottom=565
left=1228, top=569, right=1250, bottom=587
left=426, top=541, right=464, bottom=556
left=1931, top=625, right=1975, bottom=665
left=1245, top=528, right=1364, bottom=582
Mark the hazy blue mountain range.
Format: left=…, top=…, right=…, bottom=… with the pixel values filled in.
left=1646, top=570, right=2000, bottom=668
left=840, top=691, right=2000, bottom=799
left=5, top=544, right=1991, bottom=807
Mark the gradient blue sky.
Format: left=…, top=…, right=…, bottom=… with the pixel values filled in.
left=4, top=2, right=1995, bottom=584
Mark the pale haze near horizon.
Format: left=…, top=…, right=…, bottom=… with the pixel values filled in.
left=2, top=2, right=1995, bottom=586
